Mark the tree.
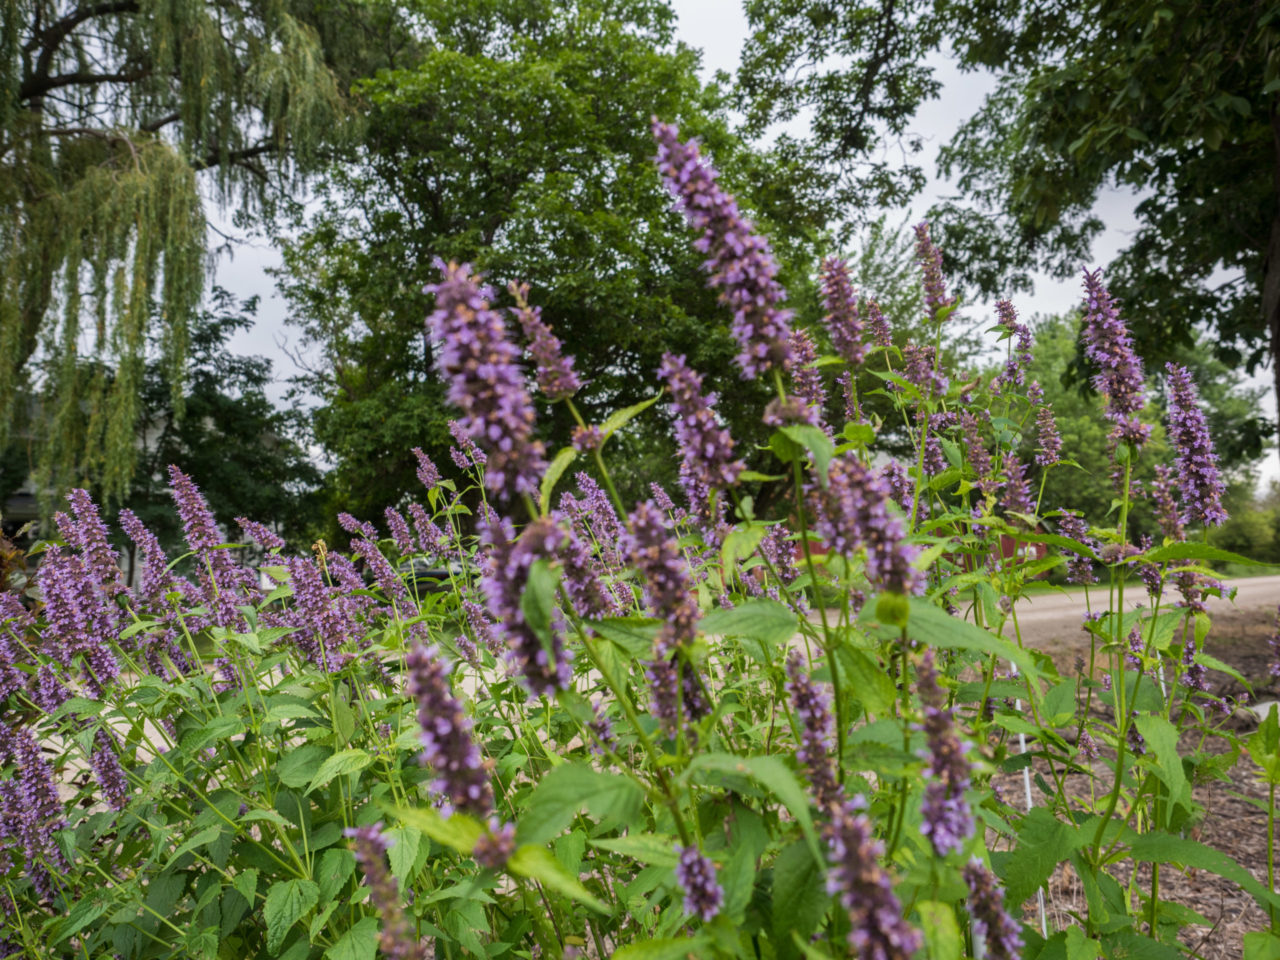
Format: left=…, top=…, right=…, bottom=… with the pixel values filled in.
left=736, top=0, right=1280, bottom=438
left=0, top=0, right=401, bottom=504
left=279, top=0, right=834, bottom=530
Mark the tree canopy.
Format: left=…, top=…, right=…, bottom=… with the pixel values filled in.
left=279, top=0, right=835, bottom=532
left=0, top=0, right=395, bottom=505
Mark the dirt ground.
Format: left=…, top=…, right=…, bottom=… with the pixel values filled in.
left=994, top=594, right=1280, bottom=959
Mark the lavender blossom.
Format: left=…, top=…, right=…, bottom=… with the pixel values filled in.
left=825, top=795, right=922, bottom=960
left=1081, top=270, right=1150, bottom=448
left=1150, top=466, right=1185, bottom=541
left=914, top=223, right=955, bottom=322
left=623, top=500, right=701, bottom=655
left=556, top=516, right=623, bottom=619
left=810, top=454, right=919, bottom=595
left=412, top=447, right=440, bottom=489
left=0, top=725, right=69, bottom=899
left=384, top=509, right=415, bottom=556
left=1056, top=513, right=1097, bottom=584
left=352, top=538, right=408, bottom=602
left=645, top=655, right=709, bottom=733
left=652, top=120, right=793, bottom=378
left=789, top=327, right=829, bottom=430
left=338, top=512, right=380, bottom=541
left=406, top=643, right=494, bottom=817
left=62, top=489, right=125, bottom=598
left=785, top=651, right=841, bottom=809
left=1000, top=457, right=1034, bottom=520
left=1164, top=363, right=1228, bottom=527
left=448, top=420, right=487, bottom=469
left=1077, top=729, right=1100, bottom=761
left=838, top=371, right=860, bottom=424
left=959, top=413, right=996, bottom=495
left=865, top=299, right=892, bottom=349
left=236, top=517, right=285, bottom=551
left=901, top=344, right=948, bottom=400
left=89, top=728, right=130, bottom=811
left=917, top=651, right=974, bottom=857
left=675, top=844, right=724, bottom=922
left=425, top=261, right=547, bottom=499
left=480, top=517, right=571, bottom=696
left=38, top=546, right=119, bottom=694
left=659, top=353, right=744, bottom=494
left=168, top=465, right=259, bottom=627
left=964, top=860, right=1023, bottom=960
left=994, top=300, right=1032, bottom=389
left=408, top=503, right=452, bottom=560
left=463, top=600, right=503, bottom=657
left=510, top=281, right=582, bottom=401
left=882, top=461, right=914, bottom=516
left=347, top=824, right=425, bottom=960
left=571, top=424, right=603, bottom=453
left=820, top=257, right=866, bottom=365
left=1034, top=403, right=1062, bottom=467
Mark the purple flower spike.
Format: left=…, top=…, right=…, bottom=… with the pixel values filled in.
left=785, top=650, right=841, bottom=809
left=658, top=353, right=744, bottom=495
left=1081, top=270, right=1150, bottom=449
left=825, top=795, right=922, bottom=960
left=901, top=344, right=948, bottom=400
left=994, top=300, right=1032, bottom=390
left=820, top=258, right=866, bottom=366
left=1268, top=605, right=1280, bottom=679
left=406, top=644, right=494, bottom=818
left=510, top=281, right=581, bottom=401
left=347, top=824, right=426, bottom=960
left=964, top=860, right=1023, bottom=960
left=480, top=517, right=572, bottom=697
left=1000, top=456, right=1034, bottom=520
left=0, top=724, right=70, bottom=899
left=652, top=119, right=794, bottom=379
left=789, top=327, right=829, bottom=431
left=62, top=489, right=126, bottom=598
left=89, top=728, right=130, bottom=811
left=425, top=261, right=546, bottom=499
left=917, top=651, right=974, bottom=857
left=914, top=222, right=955, bottom=323
left=384, top=509, right=415, bottom=556
left=571, top=424, right=603, bottom=453
left=810, top=453, right=919, bottom=595
left=412, top=447, right=440, bottom=490
left=236, top=517, right=285, bottom=551
left=1164, top=363, right=1227, bottom=527
left=1034, top=402, right=1062, bottom=467
left=169, top=465, right=260, bottom=627
left=623, top=500, right=701, bottom=655
left=865, top=299, right=892, bottom=349
left=675, top=844, right=724, bottom=922
left=448, top=420, right=487, bottom=469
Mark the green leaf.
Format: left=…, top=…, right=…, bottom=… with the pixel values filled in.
left=780, top=424, right=835, bottom=484
left=517, top=762, right=643, bottom=845
left=1128, top=833, right=1280, bottom=912
left=181, top=715, right=245, bottom=754
left=307, top=748, right=372, bottom=793
left=843, top=422, right=876, bottom=447
left=316, top=849, right=354, bottom=905
left=836, top=646, right=897, bottom=718
left=1248, top=703, right=1280, bottom=782
left=232, top=868, right=259, bottom=906
left=993, top=808, right=1087, bottom=906
left=721, top=523, right=767, bottom=576
left=506, top=844, right=609, bottom=914
left=864, top=597, right=1043, bottom=681
left=166, top=825, right=223, bottom=865
left=385, top=825, right=422, bottom=882
left=325, top=917, right=379, bottom=960
left=588, top=833, right=679, bottom=867
left=1133, top=714, right=1189, bottom=810
left=262, top=703, right=320, bottom=723
left=1244, top=932, right=1280, bottom=960
left=771, top=840, right=827, bottom=945
left=600, top=391, right=662, bottom=440
left=540, top=446, right=577, bottom=514
left=263, top=879, right=319, bottom=955
left=50, top=898, right=111, bottom=945
left=1141, top=542, right=1262, bottom=566
left=520, top=557, right=561, bottom=661
left=393, top=806, right=483, bottom=855
left=699, top=599, right=798, bottom=648
left=917, top=901, right=961, bottom=960
left=688, top=754, right=821, bottom=863
left=276, top=743, right=331, bottom=789
left=613, top=938, right=708, bottom=960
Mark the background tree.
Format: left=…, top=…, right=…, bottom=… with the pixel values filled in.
left=0, top=0, right=405, bottom=507
left=279, top=0, right=835, bottom=533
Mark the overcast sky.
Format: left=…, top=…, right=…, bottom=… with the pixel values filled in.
left=212, top=0, right=1277, bottom=484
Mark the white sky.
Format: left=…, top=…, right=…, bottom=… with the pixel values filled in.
left=213, top=0, right=1278, bottom=486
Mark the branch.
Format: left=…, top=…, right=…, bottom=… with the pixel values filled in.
left=21, top=67, right=152, bottom=101
left=27, top=1, right=141, bottom=81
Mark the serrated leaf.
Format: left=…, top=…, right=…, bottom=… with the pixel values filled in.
left=613, top=938, right=708, bottom=960
left=307, top=748, right=371, bottom=793
left=688, top=754, right=821, bottom=863
left=517, top=762, right=643, bottom=845
left=316, top=848, right=354, bottom=904
left=1128, top=833, right=1280, bottom=912
left=181, top=716, right=244, bottom=754
left=394, top=806, right=483, bottom=855
left=1141, top=542, right=1262, bottom=566
left=588, top=834, right=679, bottom=866
left=1133, top=714, right=1189, bottom=811
left=232, top=868, right=258, bottom=905
left=324, top=917, right=379, bottom=960
left=166, top=825, right=223, bottom=865
left=506, top=844, right=609, bottom=913
left=992, top=807, right=1087, bottom=906
left=700, top=599, right=798, bottom=649
left=780, top=424, right=834, bottom=484
left=836, top=646, right=897, bottom=718
left=263, top=879, right=319, bottom=955
left=386, top=825, right=422, bottom=882
left=771, top=840, right=827, bottom=945
left=263, top=703, right=321, bottom=723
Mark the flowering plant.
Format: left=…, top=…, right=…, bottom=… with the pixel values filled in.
left=1, top=119, right=1277, bottom=960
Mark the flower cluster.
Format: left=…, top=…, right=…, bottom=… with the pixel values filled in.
left=1081, top=270, right=1149, bottom=448
left=917, top=651, right=974, bottom=857
left=652, top=120, right=794, bottom=378
left=994, top=300, right=1032, bottom=389
left=820, top=258, right=866, bottom=365
left=510, top=280, right=582, bottom=401
left=658, top=353, right=744, bottom=495
left=675, top=844, right=724, bottom=922
left=348, top=824, right=425, bottom=960
left=964, top=860, right=1023, bottom=960
left=914, top=222, right=955, bottom=322
left=424, top=261, right=546, bottom=499
left=785, top=650, right=840, bottom=809
left=1164, top=363, right=1227, bottom=527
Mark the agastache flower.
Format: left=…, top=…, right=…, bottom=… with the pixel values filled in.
left=1034, top=402, right=1062, bottom=467
left=0, top=724, right=70, bottom=899
left=448, top=420, right=487, bottom=469
left=901, top=344, right=948, bottom=400
left=1164, top=363, right=1227, bottom=527
left=959, top=413, right=997, bottom=496
left=1150, top=465, right=1184, bottom=541
left=785, top=651, right=841, bottom=809
left=425, top=261, right=546, bottom=499
left=510, top=280, right=581, bottom=401
left=789, top=327, right=829, bottom=429
left=917, top=651, right=974, bottom=857
left=1080, top=270, right=1150, bottom=448
left=914, top=222, right=955, bottom=322
left=338, top=512, right=380, bottom=541
left=1056, top=513, right=1097, bottom=584
left=964, top=860, right=1023, bottom=960
left=169, top=466, right=260, bottom=626
left=994, top=300, right=1032, bottom=389
left=675, top=844, right=724, bottom=922
left=1268, top=605, right=1279, bottom=679
left=825, top=795, right=922, bottom=960
left=384, top=509, right=415, bottom=556
left=652, top=120, right=794, bottom=378
left=38, top=546, right=119, bottom=694
left=1000, top=457, right=1034, bottom=520
left=480, top=517, right=571, bottom=696
left=347, top=824, right=426, bottom=960
left=236, top=517, right=284, bottom=551
left=571, top=424, right=603, bottom=453
left=820, top=258, right=866, bottom=365
left=408, top=503, right=452, bottom=560
left=658, top=353, right=743, bottom=494
left=406, top=643, right=494, bottom=817
left=623, top=500, right=701, bottom=655
left=865, top=299, right=892, bottom=349
left=412, top=447, right=440, bottom=489
left=62, top=489, right=125, bottom=598
left=89, top=728, right=130, bottom=811
left=810, top=453, right=919, bottom=595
